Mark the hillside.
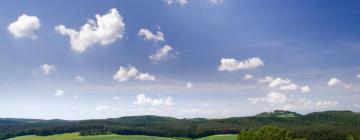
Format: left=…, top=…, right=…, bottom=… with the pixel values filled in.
left=1, top=110, right=360, bottom=140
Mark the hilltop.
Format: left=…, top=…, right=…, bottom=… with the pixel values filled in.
left=254, top=110, right=303, bottom=117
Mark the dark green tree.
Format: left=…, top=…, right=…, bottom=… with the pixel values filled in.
left=238, top=126, right=306, bottom=140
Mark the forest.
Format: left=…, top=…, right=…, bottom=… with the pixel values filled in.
left=1, top=110, right=360, bottom=140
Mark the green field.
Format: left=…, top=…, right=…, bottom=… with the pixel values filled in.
left=196, top=134, right=237, bottom=140
left=8, top=133, right=237, bottom=140
left=8, top=133, right=177, bottom=140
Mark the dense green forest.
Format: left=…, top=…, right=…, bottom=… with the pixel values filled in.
left=1, top=110, right=360, bottom=140
left=238, top=125, right=306, bottom=140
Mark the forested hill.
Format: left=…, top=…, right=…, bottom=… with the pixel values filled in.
left=254, top=110, right=302, bottom=117
left=1, top=110, right=360, bottom=140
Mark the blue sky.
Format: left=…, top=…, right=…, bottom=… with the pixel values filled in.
left=0, top=0, right=360, bottom=120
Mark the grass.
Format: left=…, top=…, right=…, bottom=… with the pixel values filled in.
left=8, top=133, right=177, bottom=140
left=195, top=134, right=237, bottom=140
left=8, top=133, right=237, bottom=140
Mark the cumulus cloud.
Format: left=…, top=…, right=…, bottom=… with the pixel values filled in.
left=149, top=45, right=173, bottom=62
left=133, top=94, right=173, bottom=106
left=218, top=57, right=263, bottom=71
left=247, top=92, right=288, bottom=105
left=55, top=8, right=125, bottom=52
left=165, top=0, right=188, bottom=6
left=113, top=66, right=155, bottom=82
left=95, top=105, right=108, bottom=111
left=281, top=98, right=338, bottom=111
left=138, top=28, right=164, bottom=42
left=75, top=76, right=85, bottom=82
left=186, top=82, right=194, bottom=89
left=113, top=66, right=139, bottom=82
left=40, top=64, right=56, bottom=75
left=257, top=76, right=274, bottom=83
left=135, top=73, right=156, bottom=81
left=209, top=0, right=224, bottom=4
left=268, top=78, right=291, bottom=88
left=301, top=86, right=310, bottom=93
left=54, top=89, right=64, bottom=96
left=315, top=101, right=338, bottom=108
left=279, top=83, right=298, bottom=91
left=247, top=97, right=260, bottom=104
left=327, top=78, right=342, bottom=86
left=243, top=74, right=253, bottom=80
left=249, top=92, right=338, bottom=111
left=8, top=14, right=40, bottom=39
left=258, top=76, right=309, bottom=93
left=264, top=92, right=288, bottom=105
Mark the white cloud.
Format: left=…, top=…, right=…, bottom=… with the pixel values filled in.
left=113, top=96, right=120, bottom=100
left=218, top=57, right=264, bottom=71
left=357, top=74, right=360, bottom=79
left=249, top=93, right=338, bottom=111
left=133, top=94, right=173, bottom=106
left=149, top=45, right=173, bottom=62
left=54, top=89, right=64, bottom=96
left=8, top=14, right=40, bottom=39
left=279, top=84, right=298, bottom=91
left=258, top=76, right=310, bottom=93
left=268, top=77, right=291, bottom=88
left=75, top=76, right=85, bottom=82
left=314, top=101, right=338, bottom=108
left=113, top=66, right=139, bottom=82
left=247, top=92, right=288, bottom=105
left=135, top=73, right=156, bottom=81
left=186, top=82, right=194, bottom=89
left=165, top=0, right=188, bottom=6
left=55, top=8, right=125, bottom=52
left=344, top=84, right=352, bottom=89
left=40, top=64, right=56, bottom=75
left=247, top=97, right=260, bottom=104
left=327, top=78, right=342, bottom=86
left=209, top=0, right=224, bottom=4
left=243, top=74, right=253, bottom=80
left=257, top=76, right=274, bottom=83
left=95, top=105, right=109, bottom=111
left=180, top=108, right=202, bottom=114
left=263, top=92, right=288, bottom=105
left=301, top=86, right=310, bottom=93
left=281, top=98, right=338, bottom=110
left=113, top=66, right=156, bottom=82
left=138, top=28, right=164, bottom=42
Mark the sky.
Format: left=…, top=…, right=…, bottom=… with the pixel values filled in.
left=0, top=0, right=360, bottom=120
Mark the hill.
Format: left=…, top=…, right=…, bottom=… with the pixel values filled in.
left=254, top=110, right=302, bottom=117
left=1, top=110, right=360, bottom=140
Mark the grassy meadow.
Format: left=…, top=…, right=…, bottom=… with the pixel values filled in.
left=195, top=134, right=237, bottom=140
left=8, top=133, right=237, bottom=140
left=9, top=133, right=177, bottom=140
